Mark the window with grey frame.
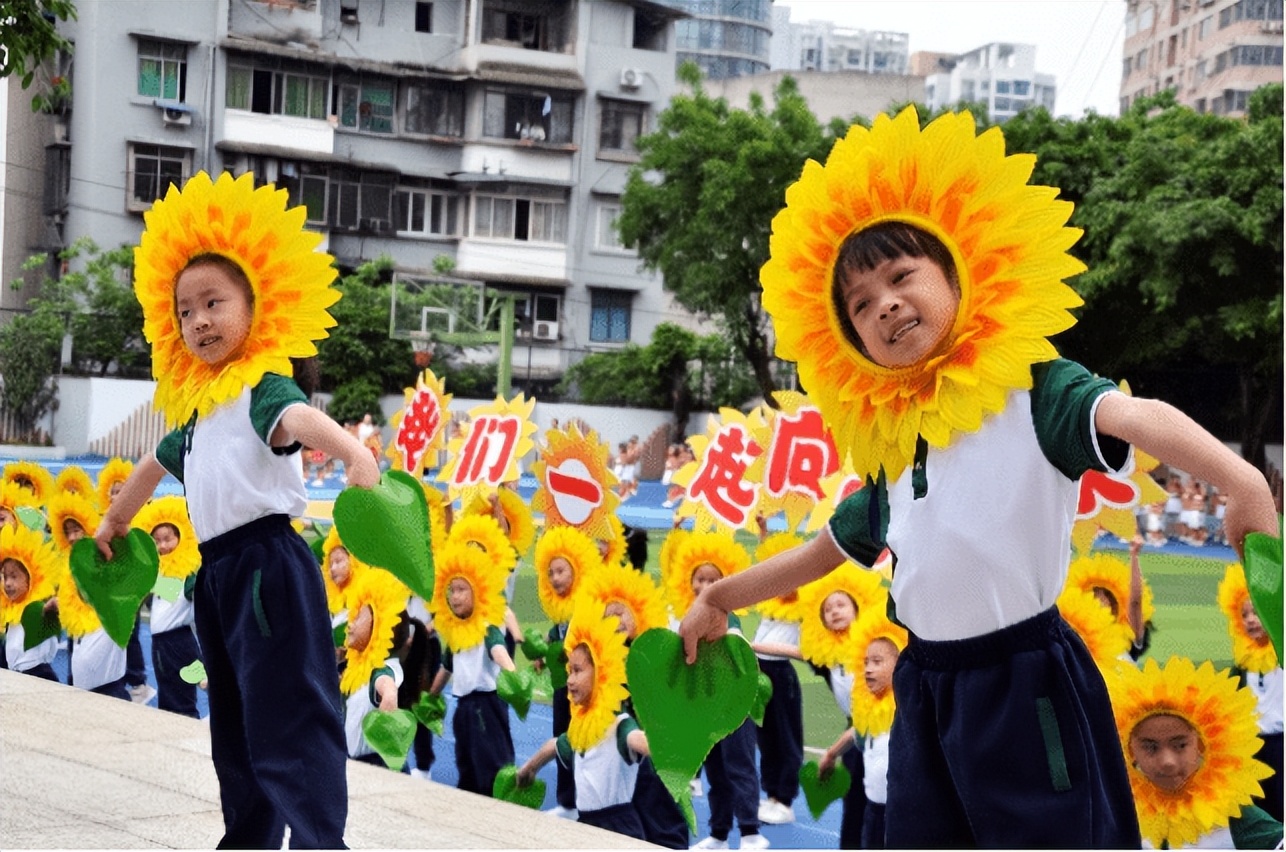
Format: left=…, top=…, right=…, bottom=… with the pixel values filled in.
left=404, top=81, right=463, bottom=136
left=483, top=89, right=574, bottom=143
left=128, top=143, right=190, bottom=210
left=226, top=64, right=329, bottom=120
left=138, top=39, right=187, bottom=101
left=335, top=79, right=395, bottom=133
left=599, top=100, right=644, bottom=154
left=589, top=290, right=632, bottom=342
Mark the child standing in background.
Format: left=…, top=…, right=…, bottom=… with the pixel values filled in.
left=1, top=524, right=60, bottom=681
left=94, top=171, right=379, bottom=849
left=135, top=496, right=203, bottom=718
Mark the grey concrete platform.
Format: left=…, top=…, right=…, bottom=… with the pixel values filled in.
left=0, top=669, right=652, bottom=849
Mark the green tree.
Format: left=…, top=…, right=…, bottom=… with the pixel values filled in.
left=618, top=66, right=835, bottom=403
left=327, top=378, right=384, bottom=427
left=0, top=309, right=61, bottom=439
left=0, top=1, right=77, bottom=96
left=317, top=258, right=414, bottom=394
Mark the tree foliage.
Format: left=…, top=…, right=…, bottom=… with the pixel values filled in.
left=0, top=0, right=77, bottom=89
left=316, top=258, right=414, bottom=394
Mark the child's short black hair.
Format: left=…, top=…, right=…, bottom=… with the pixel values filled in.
left=830, top=221, right=959, bottom=357
left=180, top=252, right=254, bottom=303
left=152, top=522, right=181, bottom=541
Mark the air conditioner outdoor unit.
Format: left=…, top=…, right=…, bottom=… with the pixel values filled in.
left=360, top=217, right=391, bottom=234
left=620, top=67, right=643, bottom=89
left=533, top=320, right=559, bottom=341
left=162, top=107, right=192, bottom=126
left=1262, top=20, right=1283, bottom=32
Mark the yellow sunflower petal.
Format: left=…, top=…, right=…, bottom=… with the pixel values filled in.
left=564, top=606, right=631, bottom=753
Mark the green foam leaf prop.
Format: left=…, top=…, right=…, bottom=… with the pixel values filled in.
left=179, top=659, right=207, bottom=684
left=520, top=626, right=549, bottom=661
left=151, top=575, right=183, bottom=603
left=1243, top=515, right=1283, bottom=663
left=546, top=637, right=567, bottom=690
left=497, top=668, right=534, bottom=721
left=333, top=470, right=434, bottom=600
left=20, top=599, right=60, bottom=650
left=332, top=622, right=347, bottom=648
left=676, top=786, right=697, bottom=835
left=625, top=628, right=758, bottom=804
left=69, top=532, right=158, bottom=648
left=493, top=764, right=545, bottom=809
left=16, top=505, right=44, bottom=531
left=750, top=671, right=773, bottom=726
left=799, top=759, right=851, bottom=820
left=412, top=691, right=446, bottom=736
left=309, top=529, right=328, bottom=566
left=361, top=709, right=417, bottom=772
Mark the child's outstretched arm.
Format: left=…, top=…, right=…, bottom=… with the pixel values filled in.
left=429, top=668, right=450, bottom=696
left=94, top=454, right=167, bottom=559
left=517, top=736, right=558, bottom=787
left=679, top=533, right=846, bottom=663
left=274, top=405, right=380, bottom=488
left=626, top=728, right=650, bottom=759
left=490, top=642, right=517, bottom=673
left=1128, top=535, right=1145, bottom=644
left=373, top=673, right=398, bottom=711
left=1095, top=394, right=1277, bottom=556
left=818, top=728, right=856, bottom=781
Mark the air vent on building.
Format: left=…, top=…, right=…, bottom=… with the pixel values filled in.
left=534, top=321, right=559, bottom=341
left=620, top=68, right=643, bottom=89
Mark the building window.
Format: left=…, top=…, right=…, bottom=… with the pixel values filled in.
left=415, top=2, right=432, bottom=32
left=1199, top=15, right=1214, bottom=38
left=483, top=90, right=574, bottom=143
left=324, top=168, right=394, bottom=230
left=473, top=195, right=567, bottom=243
left=404, top=81, right=463, bottom=136
left=226, top=65, right=329, bottom=120
left=394, top=188, right=460, bottom=236
left=590, top=290, right=632, bottom=342
left=336, top=80, right=395, bottom=133
left=633, top=6, right=667, bottom=50
left=595, top=202, right=634, bottom=251
left=993, top=96, right=1012, bottom=112
left=599, top=100, right=644, bottom=154
left=482, top=4, right=570, bottom=52
left=995, top=80, right=1011, bottom=94
left=128, top=143, right=190, bottom=211
left=138, top=39, right=186, bottom=101
left=960, top=80, right=975, bottom=100
left=279, top=162, right=329, bottom=225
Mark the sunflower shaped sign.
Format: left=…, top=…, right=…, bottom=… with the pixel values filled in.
left=670, top=408, right=770, bottom=532
left=751, top=391, right=841, bottom=533
left=626, top=627, right=758, bottom=804
left=333, top=469, right=434, bottom=601
left=530, top=423, right=619, bottom=541
left=385, top=368, right=452, bottom=479
left=437, top=394, right=537, bottom=507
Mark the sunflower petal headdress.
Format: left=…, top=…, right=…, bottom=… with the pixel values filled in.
left=761, top=107, right=1085, bottom=482
left=564, top=607, right=631, bottom=753
left=133, top=170, right=340, bottom=427
left=429, top=541, right=509, bottom=653
left=340, top=568, right=410, bottom=696
left=0, top=480, right=41, bottom=517
left=3, top=462, right=55, bottom=506
left=464, top=488, right=535, bottom=559
left=600, top=513, right=628, bottom=570
left=47, top=492, right=101, bottom=554
left=133, top=496, right=201, bottom=580
left=54, top=465, right=96, bottom=501
left=1065, top=551, right=1155, bottom=648
left=798, top=564, right=886, bottom=668
left=1106, top=657, right=1271, bottom=848
left=580, top=561, right=668, bottom=640
left=1056, top=586, right=1131, bottom=669
left=0, top=524, right=58, bottom=627
left=320, top=525, right=368, bottom=615
left=95, top=458, right=134, bottom=511
left=1218, top=563, right=1278, bottom=674
left=446, top=514, right=518, bottom=576
left=754, top=533, right=808, bottom=622
left=534, top=525, right=603, bottom=624
left=663, top=530, right=751, bottom=619
left=56, top=558, right=102, bottom=639
left=848, top=616, right=908, bottom=737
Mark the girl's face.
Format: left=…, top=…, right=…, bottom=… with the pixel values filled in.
left=151, top=524, right=180, bottom=557
left=108, top=481, right=124, bottom=502
left=1129, top=713, right=1203, bottom=792
left=328, top=547, right=352, bottom=587
left=1092, top=586, right=1119, bottom=617
left=62, top=519, right=86, bottom=545
left=604, top=601, right=636, bottom=639
left=1, top=559, right=31, bottom=602
left=566, top=644, right=595, bottom=707
left=690, top=563, right=723, bottom=596
left=346, top=604, right=373, bottom=651
left=447, top=577, right=474, bottom=619
left=175, top=263, right=254, bottom=367
left=837, top=255, right=959, bottom=369
left=0, top=506, right=14, bottom=528
left=822, top=591, right=857, bottom=632
left=1242, top=599, right=1267, bottom=643
left=548, top=557, right=574, bottom=596
left=863, top=638, right=898, bottom=697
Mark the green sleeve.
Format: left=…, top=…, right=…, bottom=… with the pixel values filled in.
left=367, top=665, right=395, bottom=707
left=727, top=612, right=742, bottom=632
left=1230, top=804, right=1284, bottom=849
left=555, top=733, right=575, bottom=768
left=827, top=474, right=888, bottom=566
left=155, top=427, right=188, bottom=483
left=248, top=373, right=308, bottom=446
left=616, top=716, right=641, bottom=764
left=441, top=647, right=453, bottom=673
left=1030, top=359, right=1130, bottom=480
left=483, top=625, right=507, bottom=652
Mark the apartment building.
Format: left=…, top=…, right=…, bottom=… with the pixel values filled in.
left=769, top=8, right=910, bottom=77
left=666, top=0, right=773, bottom=80
left=923, top=43, right=1057, bottom=122
left=9, top=0, right=695, bottom=389
left=1120, top=0, right=1283, bottom=116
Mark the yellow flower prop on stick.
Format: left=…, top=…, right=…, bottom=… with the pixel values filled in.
left=429, top=541, right=508, bottom=653
left=340, top=569, right=410, bottom=696
left=133, top=171, right=340, bottom=427
left=663, top=530, right=750, bottom=619
left=437, top=394, right=536, bottom=507
left=754, top=533, right=808, bottom=622
left=580, top=561, right=668, bottom=640
left=385, top=368, right=452, bottom=480
left=1106, top=657, right=1271, bottom=848
left=761, top=107, right=1085, bottom=482
left=752, top=391, right=842, bottom=532
left=564, top=607, right=631, bottom=753
left=54, top=466, right=96, bottom=501
left=134, top=496, right=201, bottom=581
left=848, top=616, right=907, bottom=737
left=47, top=492, right=100, bottom=554
left=3, top=461, right=55, bottom=506
left=95, top=458, right=133, bottom=511
left=534, top=525, right=602, bottom=624
left=1218, top=563, right=1278, bottom=674
left=1056, top=585, right=1131, bottom=669
left=670, top=407, right=770, bottom=532
left=0, top=524, right=58, bottom=627
left=531, top=423, right=620, bottom=541
left=798, top=564, right=886, bottom=668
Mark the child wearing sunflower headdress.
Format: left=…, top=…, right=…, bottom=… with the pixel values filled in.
left=92, top=171, right=380, bottom=849
left=517, top=607, right=651, bottom=842
left=1068, top=537, right=1154, bottom=662
left=134, top=496, right=203, bottom=717
left=680, top=107, right=1280, bottom=848
left=0, top=479, right=39, bottom=530
left=1, top=523, right=60, bottom=681
left=1219, top=564, right=1283, bottom=822
left=55, top=465, right=96, bottom=504
left=1106, top=657, right=1283, bottom=849
left=3, top=461, right=55, bottom=507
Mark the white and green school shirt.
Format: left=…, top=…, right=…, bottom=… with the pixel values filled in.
left=555, top=713, right=643, bottom=811
left=442, top=625, right=507, bottom=698
left=829, top=359, right=1129, bottom=641
left=70, top=627, right=127, bottom=690
left=156, top=374, right=309, bottom=541
left=345, top=658, right=404, bottom=758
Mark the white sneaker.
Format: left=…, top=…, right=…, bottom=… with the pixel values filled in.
left=691, top=838, right=728, bottom=850
left=757, top=799, right=795, bottom=824
left=129, top=683, right=157, bottom=705
left=410, top=768, right=432, bottom=781
left=689, top=778, right=704, bottom=798
left=740, top=834, right=770, bottom=850
left=662, top=500, right=676, bottom=509
left=544, top=805, right=578, bottom=820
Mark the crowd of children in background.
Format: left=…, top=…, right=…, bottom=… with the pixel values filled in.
left=1141, top=469, right=1255, bottom=548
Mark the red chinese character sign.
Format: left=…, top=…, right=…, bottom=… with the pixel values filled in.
left=531, top=423, right=620, bottom=541
left=438, top=394, right=537, bottom=506
left=671, top=408, right=768, bottom=532
left=385, top=369, right=452, bottom=479
left=756, top=391, right=841, bottom=532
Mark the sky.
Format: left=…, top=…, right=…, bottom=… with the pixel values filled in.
left=775, top=0, right=1126, bottom=118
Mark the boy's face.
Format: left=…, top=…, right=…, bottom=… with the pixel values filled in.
left=1129, top=713, right=1203, bottom=791
left=346, top=604, right=373, bottom=651
left=1, top=559, right=31, bottom=601
left=108, top=481, right=124, bottom=502
left=151, top=524, right=180, bottom=557
left=0, top=506, right=14, bottom=528
left=566, top=644, right=595, bottom=707
left=175, top=263, right=254, bottom=367
left=690, top=563, right=723, bottom=596
left=447, top=577, right=474, bottom=619
left=837, top=255, right=959, bottom=369
left=822, top=591, right=857, bottom=632
left=1241, top=599, right=1267, bottom=642
left=604, top=601, right=636, bottom=639
left=548, top=557, right=574, bottom=596
left=328, top=547, right=352, bottom=586
left=864, top=637, right=898, bottom=697
left=62, top=519, right=86, bottom=545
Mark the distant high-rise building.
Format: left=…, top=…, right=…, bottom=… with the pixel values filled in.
left=666, top=0, right=773, bottom=80
left=1120, top=0, right=1282, bottom=117
left=770, top=9, right=909, bottom=75
left=923, top=43, right=1056, bottom=122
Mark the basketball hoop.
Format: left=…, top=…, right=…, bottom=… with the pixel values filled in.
left=409, top=331, right=434, bottom=368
